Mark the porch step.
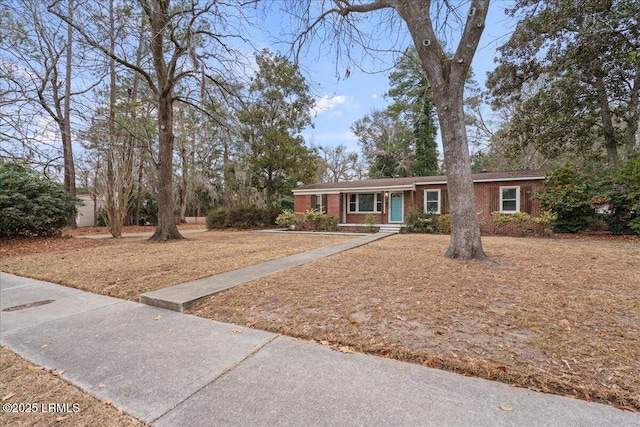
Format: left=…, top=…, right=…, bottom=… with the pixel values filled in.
left=378, top=224, right=402, bottom=234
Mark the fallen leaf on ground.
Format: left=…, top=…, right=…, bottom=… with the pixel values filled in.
left=27, top=365, right=44, bottom=371
left=499, top=405, right=515, bottom=412
left=496, top=365, right=507, bottom=372
left=98, top=383, right=106, bottom=388
left=232, top=328, right=242, bottom=333
left=337, top=345, right=354, bottom=353
left=56, top=415, right=68, bottom=421
left=2, top=392, right=15, bottom=401
left=154, top=315, right=162, bottom=321
left=52, top=369, right=66, bottom=376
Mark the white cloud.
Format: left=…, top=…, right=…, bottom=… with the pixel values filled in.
left=312, top=95, right=347, bottom=116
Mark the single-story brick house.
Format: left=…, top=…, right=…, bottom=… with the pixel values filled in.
left=292, top=170, right=546, bottom=233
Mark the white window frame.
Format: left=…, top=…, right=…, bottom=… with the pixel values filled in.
left=313, top=194, right=323, bottom=212
left=500, top=186, right=520, bottom=213
left=423, top=189, right=441, bottom=214
left=348, top=193, right=382, bottom=213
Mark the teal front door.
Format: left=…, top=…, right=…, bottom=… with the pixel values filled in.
left=390, top=192, right=403, bottom=222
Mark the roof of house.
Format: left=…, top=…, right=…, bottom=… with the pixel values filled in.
left=293, top=170, right=546, bottom=195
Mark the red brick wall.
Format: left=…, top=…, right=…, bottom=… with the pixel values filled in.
left=474, top=180, right=544, bottom=234
left=295, top=179, right=544, bottom=233
left=293, top=195, right=312, bottom=213
left=326, top=194, right=341, bottom=219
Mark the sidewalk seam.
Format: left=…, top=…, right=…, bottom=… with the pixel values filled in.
left=150, top=333, right=280, bottom=425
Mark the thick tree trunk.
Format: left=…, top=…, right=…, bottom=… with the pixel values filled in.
left=395, top=0, right=490, bottom=261
left=437, top=93, right=488, bottom=261
left=146, top=0, right=183, bottom=242
left=150, top=94, right=183, bottom=241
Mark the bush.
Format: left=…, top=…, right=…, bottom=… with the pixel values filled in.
left=365, top=213, right=377, bottom=233
left=533, top=165, right=598, bottom=233
left=0, top=162, right=78, bottom=236
left=275, top=210, right=296, bottom=228
left=491, top=211, right=512, bottom=234
left=290, top=209, right=338, bottom=232
left=294, top=209, right=338, bottom=232
left=535, top=160, right=640, bottom=234
left=511, top=212, right=532, bottom=236
left=594, top=156, right=640, bottom=235
left=437, top=214, right=451, bottom=234
left=532, top=210, right=557, bottom=236
left=406, top=210, right=437, bottom=233
left=206, top=205, right=274, bottom=229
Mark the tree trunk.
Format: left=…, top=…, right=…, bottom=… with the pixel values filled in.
left=63, top=0, right=77, bottom=228
left=438, top=96, right=488, bottom=261
left=146, top=0, right=183, bottom=241
left=150, top=93, right=183, bottom=241
left=396, top=0, right=490, bottom=261
left=594, top=73, right=619, bottom=166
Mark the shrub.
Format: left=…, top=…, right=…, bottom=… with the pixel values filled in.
left=511, top=212, right=532, bottom=236
left=275, top=210, right=296, bottom=228
left=437, top=214, right=451, bottom=234
left=532, top=210, right=557, bottom=237
left=206, top=205, right=273, bottom=229
left=533, top=165, right=598, bottom=233
left=0, top=162, right=79, bottom=236
left=365, top=213, right=377, bottom=233
left=406, top=210, right=436, bottom=233
left=594, top=157, right=640, bottom=235
left=491, top=211, right=511, bottom=234
left=321, top=214, right=339, bottom=232
left=294, top=209, right=338, bottom=232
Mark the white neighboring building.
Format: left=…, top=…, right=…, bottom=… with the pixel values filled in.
left=76, top=195, right=103, bottom=227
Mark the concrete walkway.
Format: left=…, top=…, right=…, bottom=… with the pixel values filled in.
left=1, top=273, right=637, bottom=426
left=140, top=232, right=394, bottom=312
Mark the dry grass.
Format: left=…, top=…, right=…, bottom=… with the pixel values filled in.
left=0, top=230, right=355, bottom=300
left=187, top=234, right=640, bottom=410
left=0, top=346, right=145, bottom=426
left=2, top=230, right=638, bottom=411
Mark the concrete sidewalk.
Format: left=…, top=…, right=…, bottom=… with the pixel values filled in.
left=1, top=273, right=637, bottom=426
left=140, top=232, right=392, bottom=312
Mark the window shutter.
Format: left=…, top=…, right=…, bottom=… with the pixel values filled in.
left=322, top=194, right=328, bottom=213
left=441, top=189, right=449, bottom=214
left=490, top=187, right=499, bottom=212
left=310, top=195, right=315, bottom=211
left=521, top=185, right=532, bottom=214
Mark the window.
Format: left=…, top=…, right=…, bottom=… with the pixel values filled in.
left=424, top=190, right=441, bottom=214
left=500, top=186, right=520, bottom=213
left=314, top=195, right=322, bottom=212
left=348, top=193, right=382, bottom=213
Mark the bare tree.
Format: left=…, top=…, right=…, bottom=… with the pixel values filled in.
left=1, top=0, right=90, bottom=225
left=318, top=145, right=359, bottom=182
left=293, top=0, right=490, bottom=260
left=52, top=0, right=253, bottom=241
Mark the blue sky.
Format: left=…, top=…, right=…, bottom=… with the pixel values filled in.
left=276, top=2, right=518, bottom=153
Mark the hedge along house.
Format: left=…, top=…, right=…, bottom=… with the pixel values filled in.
left=292, top=170, right=546, bottom=234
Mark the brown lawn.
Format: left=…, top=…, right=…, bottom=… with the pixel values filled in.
left=0, top=229, right=355, bottom=300
left=0, top=346, right=146, bottom=426
left=1, top=230, right=639, bottom=412
left=187, top=234, right=640, bottom=411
